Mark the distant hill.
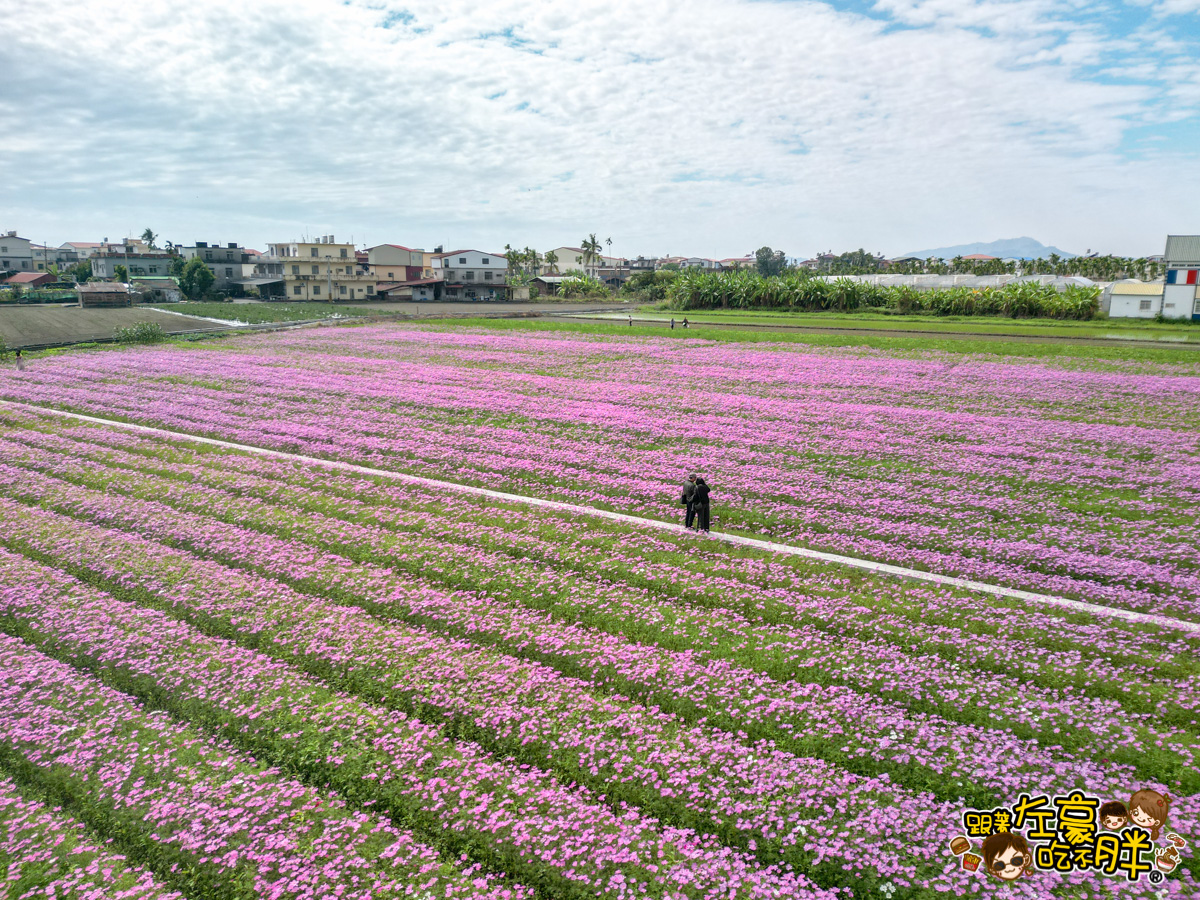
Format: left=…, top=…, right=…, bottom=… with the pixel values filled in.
left=898, top=237, right=1076, bottom=261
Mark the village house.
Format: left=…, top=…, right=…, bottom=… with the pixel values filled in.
left=0, top=232, right=34, bottom=273
left=90, top=248, right=173, bottom=280
left=32, top=244, right=80, bottom=271
left=179, top=242, right=253, bottom=293
left=262, top=236, right=376, bottom=301
left=3, top=271, right=56, bottom=289
left=432, top=250, right=508, bottom=300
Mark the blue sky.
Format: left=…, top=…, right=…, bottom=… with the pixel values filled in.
left=0, top=0, right=1197, bottom=258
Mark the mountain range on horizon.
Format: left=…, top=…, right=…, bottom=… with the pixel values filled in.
left=898, top=237, right=1077, bottom=261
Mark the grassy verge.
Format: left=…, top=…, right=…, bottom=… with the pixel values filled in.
left=645, top=307, right=1200, bottom=334
left=417, top=316, right=1200, bottom=365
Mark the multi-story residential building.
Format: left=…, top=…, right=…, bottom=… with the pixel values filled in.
left=90, top=250, right=173, bottom=280
left=265, top=236, right=376, bottom=301
left=59, top=241, right=105, bottom=259
left=32, top=244, right=80, bottom=271
left=544, top=246, right=629, bottom=277
left=0, top=232, right=33, bottom=274
left=432, top=250, right=508, bottom=300
left=366, top=244, right=432, bottom=282
left=179, top=242, right=252, bottom=292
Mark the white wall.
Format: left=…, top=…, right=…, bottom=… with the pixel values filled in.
left=1162, top=284, right=1198, bottom=320
left=0, top=234, right=33, bottom=271
left=1108, top=292, right=1161, bottom=318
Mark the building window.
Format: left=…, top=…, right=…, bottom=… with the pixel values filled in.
left=340, top=248, right=347, bottom=258
left=292, top=265, right=300, bottom=275
left=205, top=252, right=212, bottom=261
left=150, top=267, right=158, bottom=274
left=312, top=265, right=319, bottom=274
left=1139, top=299, right=1152, bottom=311
left=465, top=271, right=475, bottom=280
left=482, top=257, right=489, bottom=264
left=388, top=272, right=394, bottom=279
left=224, top=268, right=232, bottom=277
left=340, top=285, right=347, bottom=294
left=484, top=271, right=493, bottom=280
left=313, top=285, right=321, bottom=296
left=367, top=285, right=374, bottom=294
left=459, top=257, right=466, bottom=264
left=311, top=248, right=318, bottom=257
left=293, top=286, right=302, bottom=295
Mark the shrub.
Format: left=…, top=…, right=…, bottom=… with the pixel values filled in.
left=114, top=322, right=168, bottom=344
left=666, top=271, right=1100, bottom=319
left=557, top=274, right=609, bottom=298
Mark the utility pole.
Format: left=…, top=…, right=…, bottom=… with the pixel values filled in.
left=326, top=253, right=333, bottom=304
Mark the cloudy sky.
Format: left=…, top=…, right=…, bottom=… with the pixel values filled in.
left=1, top=0, right=1197, bottom=258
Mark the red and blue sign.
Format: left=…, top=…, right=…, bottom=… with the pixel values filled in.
left=1166, top=269, right=1198, bottom=285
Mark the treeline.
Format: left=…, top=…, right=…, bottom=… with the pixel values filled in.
left=664, top=269, right=1101, bottom=319
left=841, top=253, right=1161, bottom=281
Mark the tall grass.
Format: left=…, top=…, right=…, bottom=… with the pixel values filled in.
left=667, top=270, right=1100, bottom=319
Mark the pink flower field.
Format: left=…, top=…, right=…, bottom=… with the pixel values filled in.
left=0, top=322, right=1196, bottom=899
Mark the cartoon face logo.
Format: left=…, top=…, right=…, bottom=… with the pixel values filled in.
left=1100, top=800, right=1128, bottom=830
left=982, top=832, right=1032, bottom=882
left=1129, top=790, right=1171, bottom=841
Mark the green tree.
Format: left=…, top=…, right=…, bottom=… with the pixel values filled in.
left=581, top=234, right=602, bottom=275
left=178, top=257, right=215, bottom=300
left=141, top=228, right=159, bottom=250
left=544, top=250, right=559, bottom=273
left=68, top=261, right=92, bottom=283
left=113, top=264, right=128, bottom=282
left=754, top=246, right=787, bottom=277
left=169, top=257, right=186, bottom=278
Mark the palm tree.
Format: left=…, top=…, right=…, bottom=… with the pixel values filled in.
left=581, top=234, right=601, bottom=276
left=544, top=250, right=559, bottom=274
left=141, top=228, right=158, bottom=250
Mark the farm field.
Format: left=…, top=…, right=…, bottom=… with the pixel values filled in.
left=617, top=309, right=1200, bottom=342
left=0, top=321, right=1197, bottom=898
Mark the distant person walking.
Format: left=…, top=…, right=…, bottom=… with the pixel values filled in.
left=692, top=476, right=711, bottom=532
left=682, top=317, right=689, bottom=329
left=680, top=473, right=697, bottom=529
left=670, top=318, right=675, bottom=330
left=14, top=350, right=25, bottom=371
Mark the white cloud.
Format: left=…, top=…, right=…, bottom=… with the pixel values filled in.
left=0, top=0, right=1196, bottom=257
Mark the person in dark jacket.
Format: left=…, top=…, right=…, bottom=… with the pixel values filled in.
left=692, top=476, right=711, bottom=532
left=680, top=474, right=697, bottom=529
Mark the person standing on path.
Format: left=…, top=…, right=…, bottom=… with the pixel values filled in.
left=14, top=350, right=25, bottom=371
left=692, top=476, right=711, bottom=532
left=680, top=474, right=697, bottom=530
